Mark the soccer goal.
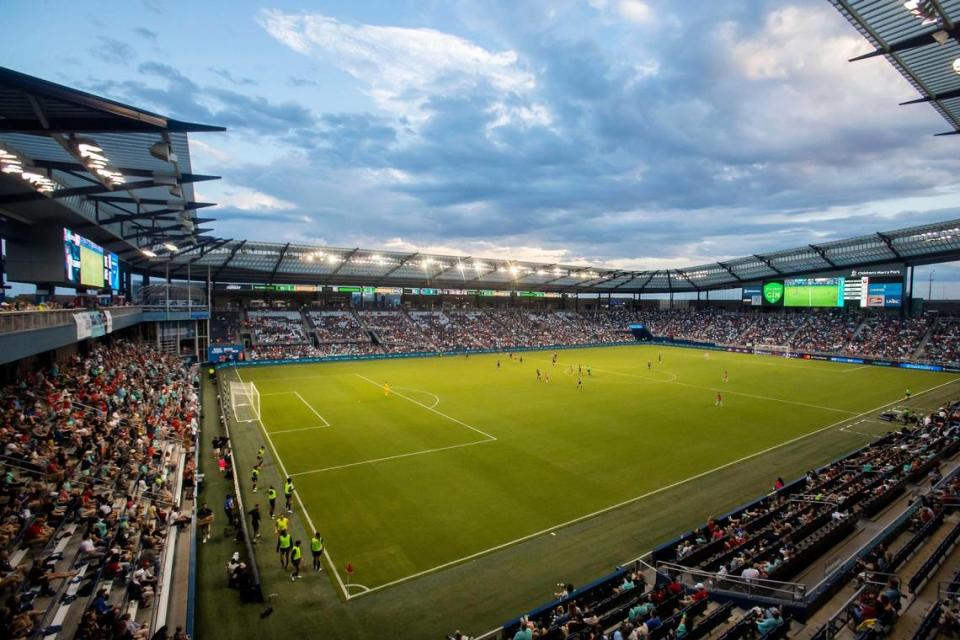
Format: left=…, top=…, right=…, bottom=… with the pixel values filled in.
left=754, top=343, right=792, bottom=357
left=229, top=380, right=261, bottom=423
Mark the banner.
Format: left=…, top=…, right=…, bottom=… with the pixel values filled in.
left=208, top=344, right=245, bottom=363
left=73, top=310, right=113, bottom=340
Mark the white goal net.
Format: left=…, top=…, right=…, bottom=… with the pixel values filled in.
left=229, top=380, right=261, bottom=423
left=754, top=343, right=792, bottom=356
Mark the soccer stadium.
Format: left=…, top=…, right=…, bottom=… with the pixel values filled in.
left=5, top=1, right=960, bottom=639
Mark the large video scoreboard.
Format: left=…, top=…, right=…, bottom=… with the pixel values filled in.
left=742, top=265, right=904, bottom=308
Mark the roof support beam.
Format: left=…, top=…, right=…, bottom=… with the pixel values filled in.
left=375, top=253, right=419, bottom=285
left=753, top=254, right=782, bottom=275
left=809, top=244, right=838, bottom=269
left=876, top=232, right=904, bottom=260
left=716, top=262, right=744, bottom=283
left=213, top=240, right=246, bottom=281
left=0, top=118, right=224, bottom=134
left=324, top=248, right=359, bottom=284
left=674, top=269, right=700, bottom=291
left=269, top=243, right=291, bottom=283
left=0, top=173, right=216, bottom=205
left=638, top=271, right=658, bottom=292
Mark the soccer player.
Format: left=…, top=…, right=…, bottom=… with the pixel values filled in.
left=536, top=368, right=542, bottom=382
left=658, top=352, right=663, bottom=364
left=266, top=486, right=277, bottom=519
left=248, top=504, right=262, bottom=541
left=715, top=392, right=723, bottom=407
left=251, top=464, right=260, bottom=493
left=577, top=376, right=583, bottom=391
left=578, top=365, right=582, bottom=375
left=587, top=365, right=592, bottom=377
left=277, top=530, right=292, bottom=569
left=311, top=532, right=324, bottom=572
left=290, top=540, right=303, bottom=580
left=256, top=446, right=265, bottom=466
left=704, top=352, right=710, bottom=360
left=545, top=374, right=550, bottom=384
left=722, top=370, right=729, bottom=384
left=497, top=360, right=501, bottom=369
left=647, top=361, right=652, bottom=371
left=552, top=353, right=558, bottom=366
left=284, top=477, right=295, bottom=513
left=519, top=355, right=523, bottom=364
left=905, top=387, right=912, bottom=399
left=383, top=382, right=390, bottom=396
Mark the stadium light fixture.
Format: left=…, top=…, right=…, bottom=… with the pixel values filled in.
left=954, top=57, right=960, bottom=75
left=73, top=137, right=125, bottom=187
left=141, top=248, right=157, bottom=258
left=163, top=243, right=178, bottom=252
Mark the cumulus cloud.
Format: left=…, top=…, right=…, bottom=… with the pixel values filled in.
left=257, top=9, right=541, bottom=124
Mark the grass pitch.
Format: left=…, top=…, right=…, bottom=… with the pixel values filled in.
left=225, top=345, right=954, bottom=599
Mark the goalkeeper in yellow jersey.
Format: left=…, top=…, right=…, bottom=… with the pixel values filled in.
left=384, top=382, right=391, bottom=396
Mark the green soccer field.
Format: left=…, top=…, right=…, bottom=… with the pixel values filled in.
left=223, top=344, right=955, bottom=598
left=784, top=284, right=842, bottom=307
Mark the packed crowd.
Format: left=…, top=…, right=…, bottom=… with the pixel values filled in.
left=0, top=341, right=197, bottom=640
left=245, top=312, right=308, bottom=345
left=225, top=306, right=960, bottom=365
left=306, top=312, right=369, bottom=343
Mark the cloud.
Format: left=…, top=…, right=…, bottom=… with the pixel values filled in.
left=215, top=185, right=296, bottom=211
left=257, top=9, right=539, bottom=123
left=84, top=62, right=314, bottom=136
left=617, top=0, right=654, bottom=24
left=209, top=67, right=258, bottom=86
left=89, top=36, right=136, bottom=65
left=287, top=76, right=318, bottom=88
left=133, top=27, right=158, bottom=42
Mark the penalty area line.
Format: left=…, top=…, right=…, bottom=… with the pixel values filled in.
left=289, top=439, right=495, bottom=477
left=345, top=375, right=960, bottom=599
left=354, top=373, right=497, bottom=442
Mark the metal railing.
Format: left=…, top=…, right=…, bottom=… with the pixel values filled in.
left=0, top=306, right=141, bottom=334
left=656, top=560, right=807, bottom=603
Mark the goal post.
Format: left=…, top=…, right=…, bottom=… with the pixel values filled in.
left=229, top=380, right=261, bottom=423
left=754, top=343, right=792, bottom=357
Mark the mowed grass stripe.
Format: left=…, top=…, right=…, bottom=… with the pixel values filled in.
left=234, top=345, right=957, bottom=590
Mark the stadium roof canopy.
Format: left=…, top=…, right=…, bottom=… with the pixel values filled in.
left=0, top=65, right=224, bottom=260
left=830, top=0, right=960, bottom=135
left=159, top=218, right=960, bottom=294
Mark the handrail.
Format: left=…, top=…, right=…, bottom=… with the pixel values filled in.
left=0, top=306, right=141, bottom=334
left=656, top=560, right=807, bottom=603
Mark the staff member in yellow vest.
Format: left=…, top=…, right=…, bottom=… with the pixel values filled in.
left=251, top=465, right=260, bottom=493
left=311, top=532, right=324, bottom=572
left=284, top=477, right=295, bottom=514
left=290, top=540, right=303, bottom=580
left=277, top=530, right=292, bottom=569
left=266, top=486, right=277, bottom=519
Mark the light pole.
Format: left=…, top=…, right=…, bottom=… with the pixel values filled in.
left=928, top=270, right=936, bottom=300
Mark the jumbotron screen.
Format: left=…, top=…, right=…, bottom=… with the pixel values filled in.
left=64, top=228, right=120, bottom=290
left=783, top=277, right=845, bottom=308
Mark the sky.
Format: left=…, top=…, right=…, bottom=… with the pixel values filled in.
left=5, top=0, right=960, bottom=293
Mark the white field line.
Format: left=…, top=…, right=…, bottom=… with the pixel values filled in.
left=235, top=370, right=353, bottom=601
left=354, top=374, right=498, bottom=441
left=270, top=426, right=331, bottom=435
left=289, top=439, right=495, bottom=477
left=346, top=375, right=960, bottom=599
left=840, top=366, right=869, bottom=373
left=529, top=355, right=857, bottom=415
left=346, top=583, right=371, bottom=592
left=261, top=390, right=331, bottom=427
left=394, top=386, right=440, bottom=409
left=293, top=391, right=331, bottom=426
